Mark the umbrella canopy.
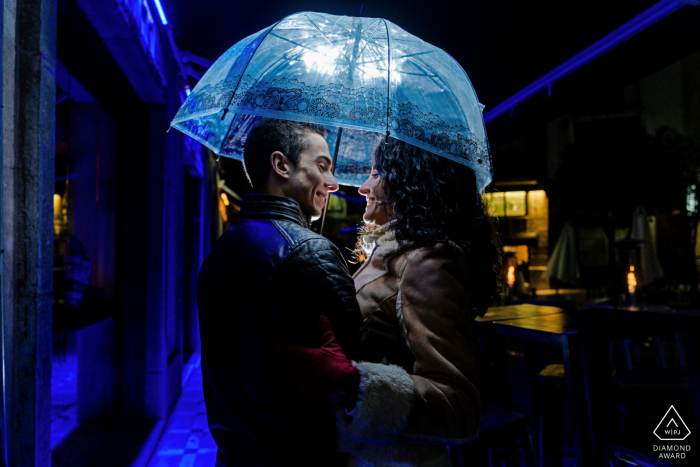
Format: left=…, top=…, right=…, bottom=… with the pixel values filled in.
left=629, top=205, right=664, bottom=286
left=170, top=12, right=492, bottom=191
left=543, top=223, right=580, bottom=283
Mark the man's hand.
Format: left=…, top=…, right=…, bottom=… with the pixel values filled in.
left=278, top=316, right=361, bottom=403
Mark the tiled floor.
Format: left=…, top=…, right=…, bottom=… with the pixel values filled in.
left=146, top=365, right=218, bottom=467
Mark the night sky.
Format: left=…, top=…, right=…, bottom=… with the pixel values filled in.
left=165, top=0, right=677, bottom=110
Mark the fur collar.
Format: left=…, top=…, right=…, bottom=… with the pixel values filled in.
left=353, top=223, right=403, bottom=293
left=362, top=221, right=401, bottom=259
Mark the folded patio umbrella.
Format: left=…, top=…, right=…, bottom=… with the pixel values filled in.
left=543, top=223, right=580, bottom=283
left=629, top=205, right=663, bottom=286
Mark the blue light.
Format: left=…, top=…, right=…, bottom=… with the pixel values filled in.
left=152, top=0, right=168, bottom=25
left=484, top=0, right=692, bottom=124
left=185, top=85, right=191, bottom=96
left=331, top=192, right=365, bottom=204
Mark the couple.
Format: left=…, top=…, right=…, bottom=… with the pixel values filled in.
left=197, top=118, right=502, bottom=466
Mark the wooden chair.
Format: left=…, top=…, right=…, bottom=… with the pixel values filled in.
left=448, top=323, right=536, bottom=466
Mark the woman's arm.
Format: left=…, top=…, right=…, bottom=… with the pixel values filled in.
left=338, top=242, right=481, bottom=461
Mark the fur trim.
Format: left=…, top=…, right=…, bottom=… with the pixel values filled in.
left=373, top=236, right=401, bottom=259
left=337, top=362, right=414, bottom=446
left=362, top=222, right=401, bottom=259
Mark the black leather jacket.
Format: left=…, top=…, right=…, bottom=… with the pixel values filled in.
left=197, top=194, right=372, bottom=466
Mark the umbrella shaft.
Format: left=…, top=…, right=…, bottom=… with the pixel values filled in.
left=320, top=128, right=343, bottom=236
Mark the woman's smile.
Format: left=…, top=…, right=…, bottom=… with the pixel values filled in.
left=359, top=168, right=393, bottom=225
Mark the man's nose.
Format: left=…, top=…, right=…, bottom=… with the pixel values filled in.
left=326, top=173, right=339, bottom=192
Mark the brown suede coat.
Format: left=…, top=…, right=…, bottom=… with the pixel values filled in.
left=353, top=230, right=482, bottom=444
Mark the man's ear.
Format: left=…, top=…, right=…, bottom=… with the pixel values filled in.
left=270, top=151, right=291, bottom=179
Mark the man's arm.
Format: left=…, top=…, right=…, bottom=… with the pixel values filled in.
left=277, top=236, right=377, bottom=362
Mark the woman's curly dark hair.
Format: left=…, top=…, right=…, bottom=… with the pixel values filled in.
left=358, top=139, right=503, bottom=317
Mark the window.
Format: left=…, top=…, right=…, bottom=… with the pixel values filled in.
left=485, top=191, right=528, bottom=217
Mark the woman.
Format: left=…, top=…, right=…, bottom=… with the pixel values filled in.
left=336, top=139, right=503, bottom=466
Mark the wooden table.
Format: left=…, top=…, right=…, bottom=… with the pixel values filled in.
left=483, top=308, right=700, bottom=467
left=475, top=305, right=567, bottom=409
left=477, top=304, right=568, bottom=323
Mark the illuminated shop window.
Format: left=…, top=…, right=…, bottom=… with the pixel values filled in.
left=505, top=191, right=527, bottom=216
left=485, top=192, right=505, bottom=217
left=485, top=191, right=528, bottom=217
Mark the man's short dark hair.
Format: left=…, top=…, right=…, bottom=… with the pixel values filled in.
left=243, top=118, right=327, bottom=189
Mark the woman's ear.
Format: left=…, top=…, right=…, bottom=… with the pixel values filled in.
left=270, top=151, right=290, bottom=179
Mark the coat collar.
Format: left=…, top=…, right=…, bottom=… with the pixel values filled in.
left=238, top=194, right=309, bottom=229
left=361, top=221, right=401, bottom=259
left=353, top=223, right=403, bottom=293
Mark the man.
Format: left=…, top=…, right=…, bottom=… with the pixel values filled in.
left=197, top=118, right=373, bottom=466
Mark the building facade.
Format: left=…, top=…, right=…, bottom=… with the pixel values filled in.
left=1, top=0, right=217, bottom=464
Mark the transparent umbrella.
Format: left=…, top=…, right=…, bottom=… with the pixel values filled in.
left=170, top=11, right=492, bottom=193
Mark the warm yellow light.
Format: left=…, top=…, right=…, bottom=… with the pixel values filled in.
left=53, top=194, right=62, bottom=219
left=505, top=191, right=527, bottom=217
left=484, top=192, right=505, bottom=217
left=507, top=265, right=516, bottom=287
left=627, top=266, right=637, bottom=294
left=219, top=194, right=228, bottom=223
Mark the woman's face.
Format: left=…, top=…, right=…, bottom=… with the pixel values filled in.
left=359, top=167, right=393, bottom=225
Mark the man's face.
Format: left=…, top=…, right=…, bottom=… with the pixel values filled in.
left=286, top=132, right=339, bottom=222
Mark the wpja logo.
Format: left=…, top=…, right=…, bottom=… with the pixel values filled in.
left=653, top=405, right=691, bottom=460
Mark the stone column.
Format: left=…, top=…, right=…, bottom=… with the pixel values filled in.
left=1, top=0, right=56, bottom=465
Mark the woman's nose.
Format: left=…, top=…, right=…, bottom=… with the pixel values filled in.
left=358, top=180, right=370, bottom=196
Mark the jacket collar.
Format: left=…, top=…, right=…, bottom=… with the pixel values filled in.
left=239, top=194, right=310, bottom=229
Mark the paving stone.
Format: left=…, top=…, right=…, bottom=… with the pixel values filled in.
left=149, top=453, right=183, bottom=467
left=194, top=450, right=217, bottom=467
left=147, top=374, right=218, bottom=467
left=179, top=453, right=197, bottom=467
left=193, top=414, right=208, bottom=431
left=198, top=434, right=217, bottom=451
left=185, top=433, right=200, bottom=450
left=156, top=432, right=190, bottom=451
left=174, top=399, right=200, bottom=415
left=168, top=413, right=197, bottom=432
